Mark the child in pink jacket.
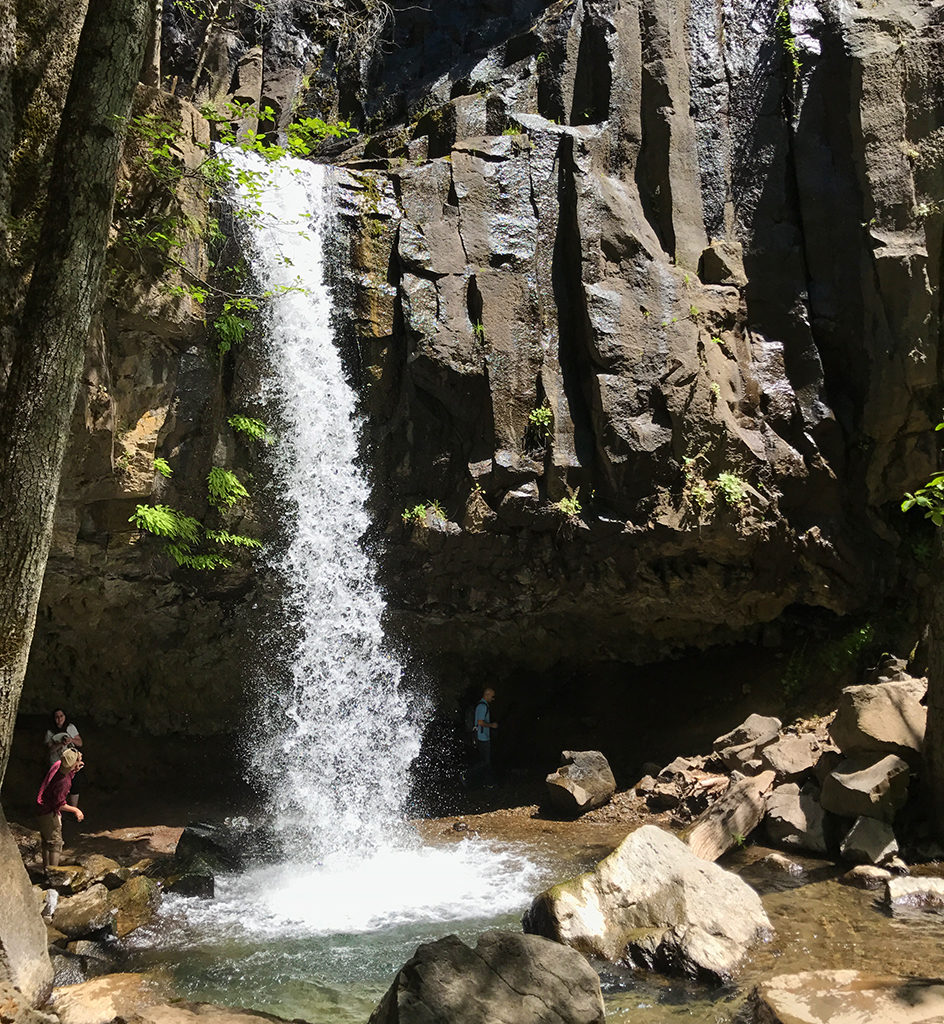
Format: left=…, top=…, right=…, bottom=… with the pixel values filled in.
left=36, top=747, right=84, bottom=871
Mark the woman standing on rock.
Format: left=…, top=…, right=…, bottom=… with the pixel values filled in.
left=36, top=748, right=85, bottom=873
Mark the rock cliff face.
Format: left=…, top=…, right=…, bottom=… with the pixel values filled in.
left=338, top=0, right=944, bottom=673
left=18, top=0, right=944, bottom=732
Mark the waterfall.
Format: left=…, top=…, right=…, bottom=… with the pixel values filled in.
left=227, top=151, right=421, bottom=860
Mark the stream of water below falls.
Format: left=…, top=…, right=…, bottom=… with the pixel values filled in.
left=124, top=833, right=944, bottom=1024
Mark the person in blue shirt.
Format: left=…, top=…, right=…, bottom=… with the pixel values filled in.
left=474, top=687, right=497, bottom=782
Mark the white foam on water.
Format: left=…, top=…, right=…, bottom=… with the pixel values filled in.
left=141, top=839, right=541, bottom=946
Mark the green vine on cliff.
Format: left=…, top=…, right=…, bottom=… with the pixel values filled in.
left=902, top=421, right=944, bottom=525
left=112, top=99, right=351, bottom=359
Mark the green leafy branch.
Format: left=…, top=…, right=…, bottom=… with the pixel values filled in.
left=228, top=414, right=270, bottom=442
left=130, top=463, right=261, bottom=570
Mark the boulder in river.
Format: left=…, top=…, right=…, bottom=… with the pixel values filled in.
left=52, top=884, right=116, bottom=939
left=175, top=819, right=278, bottom=870
left=523, top=824, right=770, bottom=983
left=544, top=750, right=616, bottom=816
left=840, top=864, right=893, bottom=889
left=819, top=754, right=910, bottom=822
left=885, top=876, right=944, bottom=910
left=367, top=930, right=605, bottom=1024
left=165, top=856, right=214, bottom=898
left=110, top=876, right=161, bottom=937
left=741, top=969, right=944, bottom=1023
left=839, top=816, right=898, bottom=865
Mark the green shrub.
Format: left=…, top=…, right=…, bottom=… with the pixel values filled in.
left=715, top=472, right=748, bottom=506
left=556, top=489, right=582, bottom=518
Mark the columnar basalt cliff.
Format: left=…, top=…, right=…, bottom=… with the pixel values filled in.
left=17, top=0, right=944, bottom=731
left=337, top=0, right=944, bottom=673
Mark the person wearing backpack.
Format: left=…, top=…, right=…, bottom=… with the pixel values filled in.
left=474, top=687, right=497, bottom=784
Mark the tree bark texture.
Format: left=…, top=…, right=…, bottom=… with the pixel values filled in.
left=0, top=0, right=14, bottom=258
left=0, top=0, right=149, bottom=785
left=141, top=0, right=163, bottom=87
left=925, top=534, right=944, bottom=842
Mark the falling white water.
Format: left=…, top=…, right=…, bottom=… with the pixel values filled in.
left=228, top=151, right=421, bottom=859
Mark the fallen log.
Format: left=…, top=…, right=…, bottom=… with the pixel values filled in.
left=682, top=770, right=776, bottom=861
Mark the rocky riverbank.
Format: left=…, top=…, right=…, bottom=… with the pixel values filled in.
left=5, top=652, right=944, bottom=1024
left=7, top=780, right=944, bottom=1024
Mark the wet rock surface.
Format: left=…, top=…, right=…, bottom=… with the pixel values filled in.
left=741, top=970, right=944, bottom=1024
left=367, top=930, right=606, bottom=1024
left=523, top=824, right=770, bottom=982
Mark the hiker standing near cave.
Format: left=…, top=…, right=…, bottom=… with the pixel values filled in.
left=475, top=687, right=498, bottom=783
left=44, top=707, right=83, bottom=807
left=36, top=748, right=85, bottom=872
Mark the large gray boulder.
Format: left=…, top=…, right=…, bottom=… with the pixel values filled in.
left=829, top=679, right=927, bottom=760
left=743, top=970, right=944, bottom=1023
left=522, top=825, right=770, bottom=983
left=819, top=755, right=910, bottom=822
left=764, top=784, right=828, bottom=854
left=0, top=811, right=53, bottom=1004
left=545, top=750, right=616, bottom=816
left=367, top=930, right=605, bottom=1024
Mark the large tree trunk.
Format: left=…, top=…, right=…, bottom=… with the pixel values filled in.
left=925, top=535, right=944, bottom=842
left=0, top=0, right=16, bottom=302
left=0, top=0, right=149, bottom=784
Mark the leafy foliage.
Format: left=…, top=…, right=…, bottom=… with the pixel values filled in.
left=528, top=402, right=553, bottom=433
left=207, top=466, right=250, bottom=508
left=287, top=116, right=357, bottom=156
left=715, top=472, right=749, bottom=506
left=401, top=499, right=445, bottom=525
left=228, top=414, right=270, bottom=442
left=903, top=475, right=944, bottom=525
left=556, top=489, right=582, bottom=518
left=153, top=457, right=173, bottom=478
left=129, top=504, right=201, bottom=543
left=901, top=419, right=944, bottom=524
